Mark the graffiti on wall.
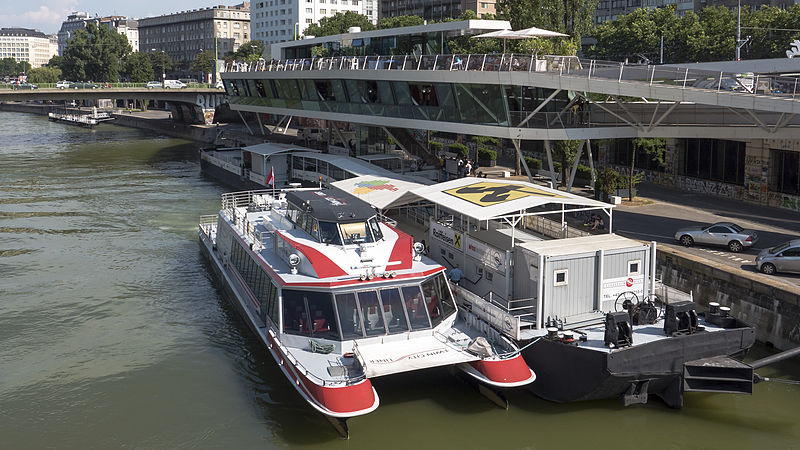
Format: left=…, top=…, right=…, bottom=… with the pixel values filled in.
left=678, top=177, right=739, bottom=197
left=768, top=192, right=800, bottom=212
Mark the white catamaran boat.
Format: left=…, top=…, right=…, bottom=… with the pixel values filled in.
left=198, top=186, right=534, bottom=436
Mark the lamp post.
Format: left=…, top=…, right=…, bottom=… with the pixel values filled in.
left=736, top=0, right=750, bottom=61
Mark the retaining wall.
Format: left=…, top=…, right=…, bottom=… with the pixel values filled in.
left=658, top=245, right=800, bottom=350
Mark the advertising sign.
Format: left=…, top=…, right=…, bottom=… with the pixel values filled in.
left=601, top=275, right=645, bottom=305
left=465, top=237, right=505, bottom=271
left=431, top=222, right=462, bottom=251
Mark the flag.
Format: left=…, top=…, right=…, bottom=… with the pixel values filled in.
left=266, top=166, right=275, bottom=186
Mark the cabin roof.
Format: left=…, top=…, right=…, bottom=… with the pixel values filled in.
left=285, top=188, right=377, bottom=222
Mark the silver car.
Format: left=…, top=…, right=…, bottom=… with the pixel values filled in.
left=756, top=239, right=800, bottom=275
left=674, top=222, right=758, bottom=253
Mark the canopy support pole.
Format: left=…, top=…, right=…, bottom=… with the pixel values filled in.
left=566, top=140, right=586, bottom=192
left=236, top=110, right=254, bottom=135
left=586, top=139, right=596, bottom=191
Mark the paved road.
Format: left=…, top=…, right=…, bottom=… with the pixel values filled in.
left=611, top=182, right=800, bottom=287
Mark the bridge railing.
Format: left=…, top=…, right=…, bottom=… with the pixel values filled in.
left=224, top=54, right=800, bottom=100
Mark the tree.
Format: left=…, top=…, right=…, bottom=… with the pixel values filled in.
left=148, top=52, right=173, bottom=80
left=496, top=0, right=597, bottom=43
left=191, top=50, right=216, bottom=74
left=46, top=55, right=64, bottom=70
left=303, top=11, right=376, bottom=37
left=232, top=41, right=265, bottom=62
left=123, top=51, right=154, bottom=82
left=698, top=6, right=736, bottom=62
left=62, top=22, right=131, bottom=81
left=596, top=168, right=621, bottom=200
left=27, top=66, right=62, bottom=83
left=628, top=137, right=665, bottom=201
left=0, top=58, right=19, bottom=77
left=378, top=15, right=425, bottom=29
left=552, top=140, right=582, bottom=186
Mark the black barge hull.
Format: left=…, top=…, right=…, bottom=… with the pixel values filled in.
left=522, top=325, right=756, bottom=407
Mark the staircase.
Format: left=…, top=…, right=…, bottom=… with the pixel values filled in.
left=383, top=127, right=438, bottom=166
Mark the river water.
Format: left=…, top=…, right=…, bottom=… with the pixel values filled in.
left=1, top=111, right=799, bottom=449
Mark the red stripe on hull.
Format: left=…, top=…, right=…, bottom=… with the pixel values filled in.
left=297, top=374, right=378, bottom=415
left=276, top=231, right=348, bottom=278
left=384, top=224, right=412, bottom=271
left=469, top=354, right=534, bottom=385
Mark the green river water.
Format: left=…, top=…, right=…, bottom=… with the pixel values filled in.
left=1, top=111, right=799, bottom=449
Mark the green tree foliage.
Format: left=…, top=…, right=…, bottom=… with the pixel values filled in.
left=148, top=52, right=173, bottom=79
left=590, top=4, right=800, bottom=62
left=378, top=15, right=425, bottom=29
left=46, top=55, right=64, bottom=70
left=27, top=66, right=62, bottom=83
left=232, top=40, right=265, bottom=61
left=597, top=168, right=621, bottom=197
left=123, top=52, right=154, bottom=82
left=0, top=58, right=21, bottom=77
left=191, top=50, right=216, bottom=74
left=496, top=0, right=596, bottom=42
left=304, top=11, right=376, bottom=37
left=62, top=23, right=131, bottom=81
left=552, top=140, right=582, bottom=186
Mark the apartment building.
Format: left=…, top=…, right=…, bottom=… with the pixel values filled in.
left=378, top=0, right=496, bottom=22
left=0, top=28, right=58, bottom=68
left=57, top=12, right=139, bottom=54
left=139, top=2, right=250, bottom=62
left=251, top=0, right=377, bottom=49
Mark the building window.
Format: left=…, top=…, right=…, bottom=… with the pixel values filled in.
left=683, top=139, right=745, bottom=185
left=771, top=149, right=800, bottom=195
left=306, top=18, right=313, bottom=23
left=306, top=7, right=313, bottom=12
left=554, top=269, right=568, bottom=286
left=320, top=8, right=326, bottom=13
left=628, top=260, right=641, bottom=276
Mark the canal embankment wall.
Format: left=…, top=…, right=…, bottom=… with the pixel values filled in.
left=658, top=245, right=800, bottom=351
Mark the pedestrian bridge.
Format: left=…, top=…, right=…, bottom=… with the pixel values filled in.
left=0, top=87, right=226, bottom=113
left=221, top=54, right=800, bottom=140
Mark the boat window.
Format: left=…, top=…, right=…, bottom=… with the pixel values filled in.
left=341, top=221, right=373, bottom=245
left=421, top=273, right=456, bottom=327
left=306, top=291, right=339, bottom=340
left=369, top=218, right=383, bottom=241
left=282, top=290, right=338, bottom=339
left=335, top=292, right=364, bottom=339
left=282, top=289, right=310, bottom=336
left=304, top=217, right=319, bottom=241
left=304, top=158, right=317, bottom=172
left=357, top=291, right=386, bottom=336
left=401, top=285, right=430, bottom=329
left=319, top=221, right=342, bottom=245
left=379, top=288, right=410, bottom=334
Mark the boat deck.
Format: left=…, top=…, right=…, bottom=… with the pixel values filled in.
left=520, top=316, right=728, bottom=353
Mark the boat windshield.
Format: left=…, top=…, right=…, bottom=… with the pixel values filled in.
left=281, top=273, right=456, bottom=341
left=318, top=221, right=342, bottom=245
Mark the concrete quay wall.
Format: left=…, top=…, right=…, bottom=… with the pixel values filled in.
left=658, top=246, right=800, bottom=350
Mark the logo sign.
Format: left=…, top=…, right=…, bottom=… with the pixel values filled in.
left=602, top=275, right=644, bottom=304
left=431, top=222, right=463, bottom=252
left=352, top=179, right=399, bottom=195
left=444, top=181, right=566, bottom=207
left=465, top=237, right=504, bottom=271
left=625, top=277, right=634, bottom=287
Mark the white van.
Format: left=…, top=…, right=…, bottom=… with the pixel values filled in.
left=163, top=79, right=186, bottom=89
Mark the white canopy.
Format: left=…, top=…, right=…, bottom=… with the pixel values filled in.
left=332, top=175, right=426, bottom=210
left=513, top=26, right=569, bottom=38
left=389, top=177, right=610, bottom=222
left=243, top=142, right=320, bottom=157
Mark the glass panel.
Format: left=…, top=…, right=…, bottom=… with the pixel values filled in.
left=380, top=288, right=409, bottom=334
left=435, top=273, right=457, bottom=318
left=282, top=289, right=310, bottom=335
left=319, top=221, right=342, bottom=245
left=307, top=291, right=339, bottom=340
left=368, top=218, right=383, bottom=241
left=401, top=285, right=430, bottom=329
left=340, top=221, right=373, bottom=244
left=421, top=276, right=444, bottom=327
left=377, top=81, right=394, bottom=105
left=393, top=81, right=412, bottom=105
left=358, top=291, right=386, bottom=336
left=335, top=292, right=363, bottom=339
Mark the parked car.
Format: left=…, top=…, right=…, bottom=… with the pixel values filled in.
left=146, top=81, right=163, bottom=89
left=14, top=82, right=38, bottom=90
left=163, top=79, right=186, bottom=89
left=215, top=80, right=224, bottom=89
left=756, top=239, right=800, bottom=275
left=56, top=80, right=74, bottom=89
left=674, top=222, right=758, bottom=252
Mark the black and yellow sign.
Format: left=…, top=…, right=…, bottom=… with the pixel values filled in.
left=444, top=181, right=566, bottom=207
left=454, top=232, right=462, bottom=249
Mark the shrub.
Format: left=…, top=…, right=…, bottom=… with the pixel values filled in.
left=429, top=141, right=443, bottom=153
left=448, top=142, right=469, bottom=157
left=478, top=147, right=497, bottom=162
left=524, top=156, right=542, bottom=171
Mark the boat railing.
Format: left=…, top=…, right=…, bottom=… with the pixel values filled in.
left=452, top=285, right=529, bottom=340
left=268, top=330, right=367, bottom=387
left=223, top=53, right=800, bottom=100
left=199, top=215, right=217, bottom=237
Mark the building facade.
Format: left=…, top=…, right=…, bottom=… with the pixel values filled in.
left=139, top=3, right=251, bottom=62
left=57, top=12, right=140, bottom=55
left=251, top=0, right=377, bottom=48
left=0, top=28, right=58, bottom=68
left=594, top=0, right=782, bottom=25
left=379, top=0, right=496, bottom=21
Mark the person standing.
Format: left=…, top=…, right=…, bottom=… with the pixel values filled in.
left=449, top=264, right=464, bottom=286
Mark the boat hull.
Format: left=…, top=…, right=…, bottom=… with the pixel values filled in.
left=200, top=157, right=266, bottom=191
left=198, top=230, right=379, bottom=418
left=522, top=325, right=756, bottom=407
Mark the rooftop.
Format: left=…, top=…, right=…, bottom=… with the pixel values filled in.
left=285, top=188, right=377, bottom=223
